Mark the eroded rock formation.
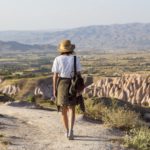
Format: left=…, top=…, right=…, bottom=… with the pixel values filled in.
left=84, top=74, right=150, bottom=106
left=0, top=77, right=53, bottom=99
left=0, top=85, right=20, bottom=96
left=34, top=85, right=53, bottom=99
left=0, top=74, right=149, bottom=105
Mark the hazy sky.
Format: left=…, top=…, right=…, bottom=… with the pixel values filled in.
left=0, top=0, right=150, bottom=30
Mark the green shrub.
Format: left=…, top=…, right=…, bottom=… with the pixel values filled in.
left=124, top=127, right=150, bottom=150
left=75, top=104, right=83, bottom=114
left=85, top=104, right=103, bottom=120
left=77, top=97, right=145, bottom=131
left=102, top=107, right=142, bottom=130
left=81, top=99, right=107, bottom=121
left=27, top=94, right=35, bottom=103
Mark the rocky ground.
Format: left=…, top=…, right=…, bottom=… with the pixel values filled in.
left=0, top=101, right=130, bottom=150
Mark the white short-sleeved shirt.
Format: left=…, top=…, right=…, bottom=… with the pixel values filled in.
left=52, top=55, right=81, bottom=78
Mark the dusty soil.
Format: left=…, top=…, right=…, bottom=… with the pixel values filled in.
left=0, top=102, right=129, bottom=150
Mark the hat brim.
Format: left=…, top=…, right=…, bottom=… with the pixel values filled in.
left=58, top=44, right=75, bottom=53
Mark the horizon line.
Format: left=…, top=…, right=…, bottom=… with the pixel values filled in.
left=0, top=22, right=150, bottom=32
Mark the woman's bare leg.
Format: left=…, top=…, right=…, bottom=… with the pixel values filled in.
left=68, top=106, right=75, bottom=130
left=61, top=106, right=69, bottom=131
left=68, top=105, right=75, bottom=140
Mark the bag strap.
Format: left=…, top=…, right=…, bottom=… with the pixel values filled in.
left=73, top=55, right=77, bottom=80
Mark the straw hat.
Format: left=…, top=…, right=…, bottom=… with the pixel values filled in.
left=58, top=40, right=75, bottom=53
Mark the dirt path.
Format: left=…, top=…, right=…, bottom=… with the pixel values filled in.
left=0, top=102, right=127, bottom=150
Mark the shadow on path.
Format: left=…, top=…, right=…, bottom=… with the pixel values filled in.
left=74, top=135, right=104, bottom=142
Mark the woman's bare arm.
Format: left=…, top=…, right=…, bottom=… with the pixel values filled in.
left=53, top=73, right=59, bottom=97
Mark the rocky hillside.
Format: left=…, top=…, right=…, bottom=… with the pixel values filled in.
left=0, top=75, right=93, bottom=100
left=0, top=74, right=149, bottom=107
left=84, top=74, right=150, bottom=106
left=0, top=77, right=53, bottom=100
left=1, top=23, right=150, bottom=51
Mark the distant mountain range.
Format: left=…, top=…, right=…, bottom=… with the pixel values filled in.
left=0, top=23, right=150, bottom=51
left=0, top=41, right=56, bottom=52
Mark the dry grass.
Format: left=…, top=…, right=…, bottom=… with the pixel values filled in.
left=80, top=97, right=145, bottom=130
left=83, top=99, right=107, bottom=121
left=0, top=134, right=9, bottom=150
left=124, top=127, right=150, bottom=150
left=80, top=97, right=150, bottom=150
left=0, top=134, right=4, bottom=138
left=102, top=107, right=142, bottom=130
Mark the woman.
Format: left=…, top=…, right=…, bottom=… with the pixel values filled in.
left=52, top=39, right=82, bottom=140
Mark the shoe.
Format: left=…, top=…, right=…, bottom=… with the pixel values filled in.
left=68, top=130, right=74, bottom=140
left=65, top=130, right=69, bottom=138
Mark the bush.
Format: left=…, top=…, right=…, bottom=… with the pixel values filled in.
left=124, top=127, right=150, bottom=150
left=82, top=97, right=143, bottom=129
left=77, top=97, right=143, bottom=128
left=85, top=103, right=105, bottom=120
left=102, top=107, right=142, bottom=130
left=79, top=98, right=107, bottom=121
left=27, top=94, right=36, bottom=103
left=75, top=104, right=84, bottom=114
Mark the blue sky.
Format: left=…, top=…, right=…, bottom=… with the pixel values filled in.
left=0, top=0, right=150, bottom=30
